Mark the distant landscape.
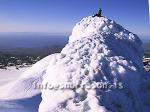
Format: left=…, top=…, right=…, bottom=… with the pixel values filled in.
left=0, top=33, right=67, bottom=68
left=143, top=42, right=150, bottom=56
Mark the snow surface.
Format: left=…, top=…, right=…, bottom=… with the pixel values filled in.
left=0, top=67, right=28, bottom=86
left=0, top=54, right=57, bottom=100
left=39, top=16, right=150, bottom=112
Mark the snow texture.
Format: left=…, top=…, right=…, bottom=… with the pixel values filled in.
left=0, top=54, right=57, bottom=100
left=0, top=67, right=28, bottom=86
left=39, top=16, right=150, bottom=112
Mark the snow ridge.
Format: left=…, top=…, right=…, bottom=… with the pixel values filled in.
left=39, top=16, right=150, bottom=112
left=0, top=54, right=57, bottom=100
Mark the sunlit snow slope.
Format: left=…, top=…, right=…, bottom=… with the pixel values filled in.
left=0, top=54, right=57, bottom=100
left=39, top=16, right=150, bottom=112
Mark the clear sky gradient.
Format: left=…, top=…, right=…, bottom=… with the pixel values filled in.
left=0, top=0, right=149, bottom=37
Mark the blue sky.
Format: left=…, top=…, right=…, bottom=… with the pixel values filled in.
left=0, top=0, right=149, bottom=37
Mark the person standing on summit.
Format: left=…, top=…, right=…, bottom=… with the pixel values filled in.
left=93, top=8, right=102, bottom=17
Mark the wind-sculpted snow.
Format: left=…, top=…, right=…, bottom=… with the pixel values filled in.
left=39, top=16, right=150, bottom=112
left=0, top=54, right=57, bottom=100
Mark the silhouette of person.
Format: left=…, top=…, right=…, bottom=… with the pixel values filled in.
left=93, top=8, right=102, bottom=17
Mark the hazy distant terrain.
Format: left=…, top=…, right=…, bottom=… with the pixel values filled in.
left=0, top=34, right=67, bottom=69
left=143, top=42, right=150, bottom=56
left=0, top=33, right=68, bottom=55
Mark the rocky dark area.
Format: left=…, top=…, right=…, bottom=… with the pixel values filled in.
left=0, top=55, right=42, bottom=69
left=0, top=45, right=63, bottom=69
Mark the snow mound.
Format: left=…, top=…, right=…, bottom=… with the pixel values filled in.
left=0, top=54, right=57, bottom=100
left=39, top=16, right=150, bottom=112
